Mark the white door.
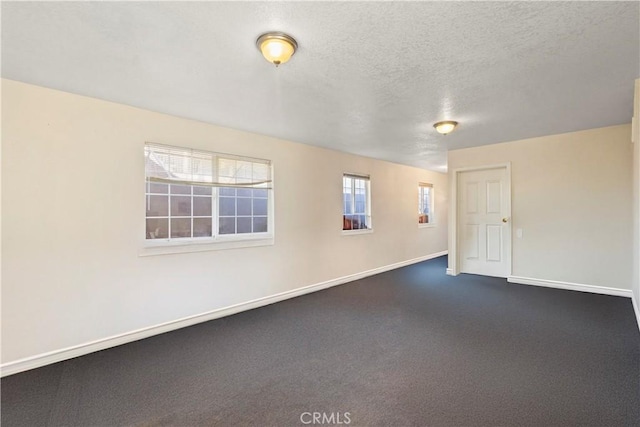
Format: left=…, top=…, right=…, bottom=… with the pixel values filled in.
left=458, top=167, right=511, bottom=278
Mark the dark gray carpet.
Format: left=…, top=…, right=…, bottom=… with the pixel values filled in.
left=2, top=256, right=639, bottom=426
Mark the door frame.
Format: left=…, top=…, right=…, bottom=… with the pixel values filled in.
left=447, top=162, right=512, bottom=277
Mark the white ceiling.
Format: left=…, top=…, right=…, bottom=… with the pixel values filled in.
left=2, top=2, right=638, bottom=172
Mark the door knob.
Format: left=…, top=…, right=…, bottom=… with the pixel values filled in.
left=502, top=217, right=509, bottom=223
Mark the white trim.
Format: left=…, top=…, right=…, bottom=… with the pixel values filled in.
left=632, top=294, right=640, bottom=333
left=449, top=163, right=512, bottom=277
left=140, top=236, right=274, bottom=256
left=449, top=170, right=458, bottom=274
left=452, top=163, right=514, bottom=173
left=418, top=223, right=436, bottom=229
left=341, top=228, right=374, bottom=236
left=1, top=250, right=448, bottom=378
left=507, top=276, right=632, bottom=298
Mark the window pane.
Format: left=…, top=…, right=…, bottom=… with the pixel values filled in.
left=193, top=197, right=212, bottom=216
left=193, top=186, right=212, bottom=195
left=219, top=217, right=236, bottom=234
left=147, top=183, right=168, bottom=194
left=253, top=198, right=268, bottom=216
left=253, top=217, right=267, bottom=233
left=170, top=184, right=191, bottom=195
left=237, top=188, right=252, bottom=197
left=355, top=195, right=365, bottom=213
left=344, top=195, right=352, bottom=215
left=193, top=218, right=212, bottom=237
left=418, top=184, right=432, bottom=223
left=146, top=195, right=168, bottom=217
left=343, top=215, right=355, bottom=230
left=171, top=218, right=191, bottom=238
left=253, top=189, right=268, bottom=198
left=219, top=187, right=236, bottom=197
left=424, top=189, right=431, bottom=214
left=237, top=198, right=252, bottom=216
left=343, top=175, right=370, bottom=230
left=146, top=218, right=168, bottom=239
left=237, top=217, right=252, bottom=234
left=171, top=196, right=192, bottom=216
left=219, top=197, right=236, bottom=216
left=344, top=178, right=352, bottom=215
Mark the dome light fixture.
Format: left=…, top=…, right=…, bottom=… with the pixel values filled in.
left=256, top=32, right=298, bottom=67
left=433, top=121, right=458, bottom=135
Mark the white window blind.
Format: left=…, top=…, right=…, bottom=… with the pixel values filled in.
left=145, top=143, right=272, bottom=189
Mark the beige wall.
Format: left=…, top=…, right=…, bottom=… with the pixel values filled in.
left=1, top=79, right=448, bottom=364
left=448, top=125, right=633, bottom=290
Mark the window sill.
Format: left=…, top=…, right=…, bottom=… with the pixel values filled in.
left=341, top=228, right=374, bottom=236
left=418, top=223, right=436, bottom=229
left=139, top=235, right=274, bottom=257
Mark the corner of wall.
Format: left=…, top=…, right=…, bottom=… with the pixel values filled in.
left=632, top=78, right=640, bottom=330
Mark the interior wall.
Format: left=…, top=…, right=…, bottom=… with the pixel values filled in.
left=1, top=79, right=448, bottom=364
left=448, top=124, right=633, bottom=290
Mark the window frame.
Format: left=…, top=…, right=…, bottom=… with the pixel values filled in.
left=418, top=182, right=435, bottom=228
left=342, top=173, right=372, bottom=234
left=142, top=143, right=274, bottom=255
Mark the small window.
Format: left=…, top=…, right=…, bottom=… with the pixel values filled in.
left=418, top=183, right=434, bottom=225
left=145, top=143, right=272, bottom=244
left=343, top=174, right=371, bottom=231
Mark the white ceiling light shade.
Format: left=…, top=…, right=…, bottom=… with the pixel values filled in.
left=433, top=121, right=458, bottom=135
left=256, top=32, right=298, bottom=67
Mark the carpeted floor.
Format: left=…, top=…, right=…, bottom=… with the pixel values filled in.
left=2, top=256, right=639, bottom=426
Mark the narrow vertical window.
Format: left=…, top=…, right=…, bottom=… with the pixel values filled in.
left=343, top=174, right=371, bottom=231
left=418, top=183, right=434, bottom=225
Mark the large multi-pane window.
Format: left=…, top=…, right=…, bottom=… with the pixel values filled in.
left=418, top=182, right=434, bottom=225
left=343, top=174, right=371, bottom=231
left=145, top=143, right=272, bottom=242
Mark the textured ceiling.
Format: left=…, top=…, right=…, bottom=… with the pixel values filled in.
left=2, top=2, right=639, bottom=171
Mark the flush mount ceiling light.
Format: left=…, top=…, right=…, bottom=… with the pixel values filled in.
left=256, top=32, right=298, bottom=67
left=433, top=121, right=458, bottom=135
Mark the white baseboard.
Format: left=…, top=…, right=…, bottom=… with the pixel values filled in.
left=1, top=250, right=448, bottom=378
left=446, top=268, right=455, bottom=276
left=507, top=276, right=632, bottom=298
left=632, top=294, right=640, bottom=333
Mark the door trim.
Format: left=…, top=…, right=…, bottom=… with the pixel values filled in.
left=448, top=162, right=512, bottom=277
